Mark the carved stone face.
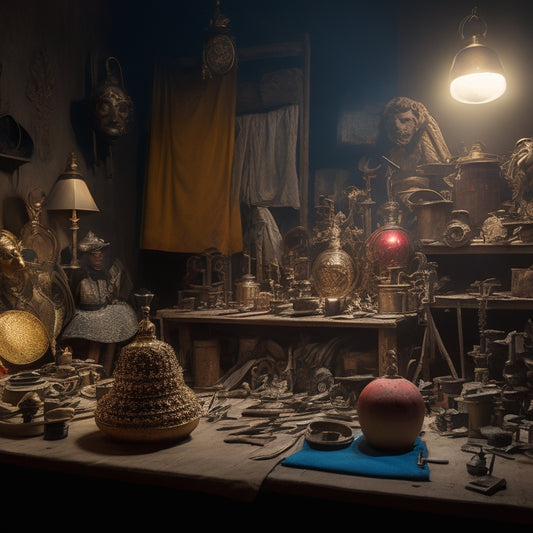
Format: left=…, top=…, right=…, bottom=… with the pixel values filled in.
left=93, top=84, right=133, bottom=140
left=385, top=109, right=418, bottom=147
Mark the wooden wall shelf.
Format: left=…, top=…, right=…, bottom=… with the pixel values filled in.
left=422, top=241, right=533, bottom=255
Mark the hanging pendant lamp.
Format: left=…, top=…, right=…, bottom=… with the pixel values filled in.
left=450, top=7, right=506, bottom=104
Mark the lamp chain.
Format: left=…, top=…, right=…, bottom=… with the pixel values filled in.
left=459, top=6, right=487, bottom=41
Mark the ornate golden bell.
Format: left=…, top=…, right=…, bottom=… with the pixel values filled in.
left=94, top=295, right=202, bottom=443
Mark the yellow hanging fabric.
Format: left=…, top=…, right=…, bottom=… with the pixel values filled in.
left=140, top=64, right=242, bottom=255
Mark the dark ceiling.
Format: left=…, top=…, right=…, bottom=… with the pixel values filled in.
left=112, top=0, right=533, bottom=169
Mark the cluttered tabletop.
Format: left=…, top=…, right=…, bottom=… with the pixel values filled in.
left=0, top=360, right=531, bottom=526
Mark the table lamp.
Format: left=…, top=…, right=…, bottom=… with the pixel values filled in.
left=46, top=152, right=99, bottom=267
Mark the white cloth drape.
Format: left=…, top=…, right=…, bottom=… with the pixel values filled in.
left=232, top=104, right=300, bottom=209
left=243, top=206, right=284, bottom=268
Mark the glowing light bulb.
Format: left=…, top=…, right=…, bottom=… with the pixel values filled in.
left=450, top=71, right=506, bottom=104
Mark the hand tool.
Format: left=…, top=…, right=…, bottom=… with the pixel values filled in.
left=417, top=451, right=449, bottom=467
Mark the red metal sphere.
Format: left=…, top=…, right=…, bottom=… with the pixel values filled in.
left=366, top=228, right=411, bottom=271
left=356, top=375, right=425, bottom=452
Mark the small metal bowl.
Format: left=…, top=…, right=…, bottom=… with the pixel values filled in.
left=305, top=419, right=354, bottom=450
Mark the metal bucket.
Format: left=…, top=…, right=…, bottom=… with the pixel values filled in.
left=454, top=161, right=502, bottom=231
left=414, top=200, right=453, bottom=242
left=377, top=284, right=411, bottom=314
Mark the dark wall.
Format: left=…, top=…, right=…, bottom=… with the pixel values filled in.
left=111, top=0, right=401, bottom=307
left=106, top=1, right=533, bottom=309
left=0, top=1, right=531, bottom=313
left=0, top=1, right=142, bottom=288
left=397, top=0, right=533, bottom=157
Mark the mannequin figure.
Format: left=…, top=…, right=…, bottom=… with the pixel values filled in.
left=60, top=231, right=137, bottom=376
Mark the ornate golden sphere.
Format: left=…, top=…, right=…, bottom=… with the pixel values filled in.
left=311, top=246, right=357, bottom=298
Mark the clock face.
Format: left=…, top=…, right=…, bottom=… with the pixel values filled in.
left=203, top=34, right=236, bottom=76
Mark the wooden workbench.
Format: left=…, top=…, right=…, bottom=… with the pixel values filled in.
left=0, top=398, right=531, bottom=527
left=155, top=308, right=419, bottom=378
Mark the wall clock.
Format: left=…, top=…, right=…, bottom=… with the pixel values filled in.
left=203, top=32, right=236, bottom=77
left=202, top=1, right=236, bottom=79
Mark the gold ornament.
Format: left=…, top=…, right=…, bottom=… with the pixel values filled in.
left=95, top=294, right=202, bottom=443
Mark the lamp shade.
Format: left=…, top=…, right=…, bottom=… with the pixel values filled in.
left=450, top=42, right=506, bottom=104
left=46, top=178, right=99, bottom=212
left=46, top=152, right=99, bottom=212
left=449, top=7, right=506, bottom=105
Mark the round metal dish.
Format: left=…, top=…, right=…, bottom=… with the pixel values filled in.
left=0, top=419, right=45, bottom=438
left=305, top=419, right=354, bottom=451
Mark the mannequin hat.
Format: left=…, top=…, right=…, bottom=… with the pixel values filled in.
left=78, top=230, right=110, bottom=253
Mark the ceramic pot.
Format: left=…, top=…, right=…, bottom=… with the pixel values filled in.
left=357, top=354, right=425, bottom=452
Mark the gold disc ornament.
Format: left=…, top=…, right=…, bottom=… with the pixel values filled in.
left=0, top=310, right=50, bottom=365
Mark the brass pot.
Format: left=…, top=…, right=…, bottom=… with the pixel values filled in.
left=377, top=283, right=411, bottom=314
left=413, top=200, right=453, bottom=243
left=311, top=245, right=357, bottom=298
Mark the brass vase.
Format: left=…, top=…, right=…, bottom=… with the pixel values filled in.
left=94, top=293, right=203, bottom=443
left=311, top=230, right=357, bottom=299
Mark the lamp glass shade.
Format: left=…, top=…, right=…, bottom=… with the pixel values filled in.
left=450, top=43, right=506, bottom=104
left=46, top=178, right=99, bottom=212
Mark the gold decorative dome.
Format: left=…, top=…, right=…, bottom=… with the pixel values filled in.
left=94, top=294, right=203, bottom=443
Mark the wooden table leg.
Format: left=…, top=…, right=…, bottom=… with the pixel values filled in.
left=378, top=328, right=397, bottom=376
left=456, top=307, right=465, bottom=378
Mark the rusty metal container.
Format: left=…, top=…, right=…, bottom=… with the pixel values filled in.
left=511, top=267, right=533, bottom=298
left=413, top=199, right=453, bottom=242
left=454, top=151, right=503, bottom=231
left=377, top=283, right=411, bottom=314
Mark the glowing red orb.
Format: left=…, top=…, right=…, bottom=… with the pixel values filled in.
left=366, top=228, right=411, bottom=271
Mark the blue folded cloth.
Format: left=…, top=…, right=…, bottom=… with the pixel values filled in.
left=282, top=434, right=430, bottom=481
